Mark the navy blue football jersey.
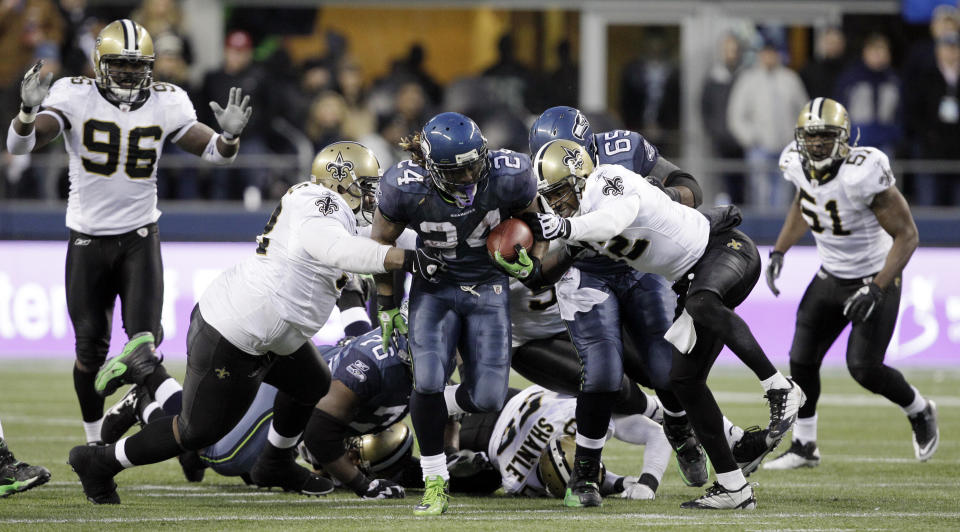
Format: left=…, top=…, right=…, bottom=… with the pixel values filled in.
left=377, top=149, right=536, bottom=283
left=577, top=129, right=661, bottom=274
left=324, top=328, right=412, bottom=435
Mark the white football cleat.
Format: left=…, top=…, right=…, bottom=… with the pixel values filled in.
left=763, top=439, right=821, bottom=470
left=765, top=378, right=806, bottom=439
left=680, top=481, right=756, bottom=510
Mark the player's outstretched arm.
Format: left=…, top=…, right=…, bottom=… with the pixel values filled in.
left=870, top=186, right=919, bottom=290
left=7, top=61, right=61, bottom=154
left=767, top=191, right=810, bottom=296
left=176, top=86, right=253, bottom=163
left=371, top=209, right=412, bottom=350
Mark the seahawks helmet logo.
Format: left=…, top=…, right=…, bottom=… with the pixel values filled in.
left=561, top=146, right=583, bottom=170
left=325, top=151, right=354, bottom=183
left=572, top=111, right=589, bottom=140
left=315, top=194, right=340, bottom=215
left=602, top=175, right=624, bottom=196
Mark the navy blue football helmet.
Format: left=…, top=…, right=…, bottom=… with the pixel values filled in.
left=420, top=112, right=489, bottom=207
left=528, top=106, right=597, bottom=163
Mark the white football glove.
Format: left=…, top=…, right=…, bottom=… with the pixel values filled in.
left=520, top=212, right=572, bottom=241
left=209, top=86, right=252, bottom=140
left=20, top=61, right=53, bottom=110
left=620, top=477, right=656, bottom=500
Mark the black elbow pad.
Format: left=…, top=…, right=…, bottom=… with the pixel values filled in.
left=664, top=170, right=703, bottom=208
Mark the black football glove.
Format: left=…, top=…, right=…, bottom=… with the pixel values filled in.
left=765, top=251, right=784, bottom=297
left=359, top=478, right=405, bottom=499
left=843, top=282, right=883, bottom=323
left=644, top=176, right=681, bottom=202
left=446, top=449, right=494, bottom=478
left=520, top=212, right=571, bottom=241
left=403, top=248, right=447, bottom=283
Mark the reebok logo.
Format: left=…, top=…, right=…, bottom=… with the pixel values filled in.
left=73, top=238, right=91, bottom=246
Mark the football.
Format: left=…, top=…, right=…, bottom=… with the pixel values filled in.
left=486, top=218, right=534, bottom=262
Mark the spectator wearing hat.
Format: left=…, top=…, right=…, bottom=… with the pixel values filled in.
left=727, top=35, right=808, bottom=206
left=905, top=31, right=960, bottom=205
left=834, top=33, right=903, bottom=158
left=200, top=30, right=271, bottom=201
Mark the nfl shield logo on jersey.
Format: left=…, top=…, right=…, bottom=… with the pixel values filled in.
left=493, top=285, right=502, bottom=294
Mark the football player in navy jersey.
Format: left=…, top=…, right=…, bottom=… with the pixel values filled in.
left=526, top=106, right=710, bottom=497
left=371, top=112, right=546, bottom=515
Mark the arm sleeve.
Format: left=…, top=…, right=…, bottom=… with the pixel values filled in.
left=300, top=217, right=391, bottom=274
left=567, top=194, right=641, bottom=242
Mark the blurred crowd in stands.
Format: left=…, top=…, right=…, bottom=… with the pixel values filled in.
left=1, top=0, right=960, bottom=207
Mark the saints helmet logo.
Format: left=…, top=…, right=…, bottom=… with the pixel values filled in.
left=561, top=146, right=583, bottom=170
left=315, top=194, right=340, bottom=215
left=325, top=151, right=355, bottom=183
left=572, top=111, right=589, bottom=140
left=602, top=175, right=624, bottom=196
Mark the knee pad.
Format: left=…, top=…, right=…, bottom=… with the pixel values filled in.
left=75, top=337, right=110, bottom=370
left=456, top=384, right=506, bottom=413
left=848, top=365, right=887, bottom=394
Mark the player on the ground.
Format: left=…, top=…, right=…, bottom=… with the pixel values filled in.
left=371, top=112, right=545, bottom=516
left=527, top=107, right=711, bottom=489
left=0, top=420, right=51, bottom=497
left=65, top=141, right=445, bottom=504
left=764, top=98, right=938, bottom=469
left=5, top=19, right=252, bottom=445
left=519, top=139, right=805, bottom=509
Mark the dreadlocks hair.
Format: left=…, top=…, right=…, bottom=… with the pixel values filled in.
left=398, top=131, right=428, bottom=169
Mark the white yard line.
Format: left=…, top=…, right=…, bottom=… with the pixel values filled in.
left=712, top=391, right=960, bottom=408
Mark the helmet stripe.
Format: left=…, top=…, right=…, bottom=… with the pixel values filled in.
left=811, top=97, right=824, bottom=119
left=120, top=19, right=135, bottom=51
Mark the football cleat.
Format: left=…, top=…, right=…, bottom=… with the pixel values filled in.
left=0, top=439, right=51, bottom=497
left=681, top=481, right=756, bottom=510
left=67, top=444, right=120, bottom=504
left=178, top=450, right=206, bottom=483
left=663, top=418, right=709, bottom=487
left=908, top=400, right=939, bottom=462
left=732, top=426, right=779, bottom=476
left=248, top=446, right=333, bottom=496
left=100, top=385, right=148, bottom=444
left=763, top=439, right=821, bottom=470
left=563, top=457, right=603, bottom=508
left=413, top=475, right=450, bottom=516
left=95, top=332, right=160, bottom=398
left=764, top=378, right=806, bottom=440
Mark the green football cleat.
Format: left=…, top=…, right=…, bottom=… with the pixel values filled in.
left=0, top=439, right=51, bottom=498
left=413, top=475, right=449, bottom=516
left=95, top=332, right=160, bottom=398
left=563, top=457, right=603, bottom=508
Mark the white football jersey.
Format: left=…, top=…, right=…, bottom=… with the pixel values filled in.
left=573, top=165, right=709, bottom=281
left=780, top=142, right=894, bottom=278
left=487, top=386, right=579, bottom=496
left=509, top=279, right=565, bottom=348
left=200, top=182, right=356, bottom=356
left=40, top=77, right=197, bottom=235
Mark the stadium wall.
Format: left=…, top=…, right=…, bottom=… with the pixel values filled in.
left=1, top=241, right=957, bottom=367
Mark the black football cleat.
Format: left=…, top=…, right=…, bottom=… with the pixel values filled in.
left=67, top=445, right=120, bottom=504
left=178, top=450, right=206, bottom=483
left=249, top=445, right=333, bottom=496
left=0, top=439, right=51, bottom=497
left=733, top=426, right=780, bottom=476
left=663, top=417, right=709, bottom=487
left=909, top=400, right=939, bottom=462
left=100, top=385, right=148, bottom=444
left=95, top=332, right=161, bottom=398
left=563, top=457, right=603, bottom=508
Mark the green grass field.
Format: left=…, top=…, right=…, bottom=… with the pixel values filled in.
left=0, top=360, right=957, bottom=531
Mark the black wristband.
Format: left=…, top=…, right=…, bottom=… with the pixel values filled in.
left=347, top=469, right=371, bottom=495
left=769, top=250, right=784, bottom=259
left=401, top=249, right=415, bottom=273
left=20, top=104, right=36, bottom=114
left=377, top=294, right=395, bottom=309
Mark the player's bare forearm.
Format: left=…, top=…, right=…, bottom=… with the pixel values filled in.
left=871, top=187, right=918, bottom=289
left=537, top=244, right=579, bottom=286
left=176, top=122, right=238, bottom=158
left=371, top=209, right=404, bottom=297
left=11, top=113, right=61, bottom=150
left=652, top=156, right=702, bottom=208
left=671, top=185, right=696, bottom=208
left=773, top=193, right=810, bottom=254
